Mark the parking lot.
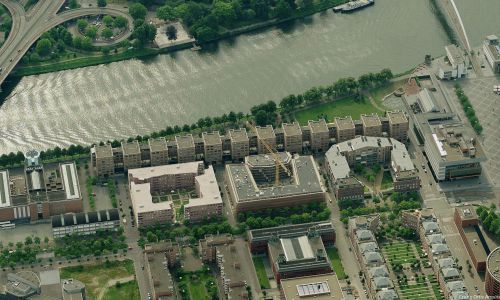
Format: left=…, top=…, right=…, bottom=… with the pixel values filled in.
left=443, top=78, right=500, bottom=187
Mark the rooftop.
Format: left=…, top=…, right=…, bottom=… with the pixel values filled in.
left=202, top=131, right=222, bottom=146
left=484, top=39, right=500, bottom=61
left=148, top=137, right=168, bottom=152
left=0, top=170, right=11, bottom=208
left=175, top=134, right=195, bottom=149
left=184, top=166, right=223, bottom=208
left=361, top=114, right=381, bottom=128
left=333, top=116, right=355, bottom=131
left=325, top=146, right=350, bottom=179
left=280, top=273, right=343, bottom=300
left=282, top=122, right=302, bottom=137
left=255, top=125, right=276, bottom=140
left=391, top=148, right=415, bottom=172
left=445, top=44, right=465, bottom=66
left=52, top=209, right=119, bottom=228
left=417, top=88, right=439, bottom=113
left=94, top=144, right=113, bottom=158
left=308, top=119, right=329, bottom=133
left=488, top=247, right=500, bottom=282
left=145, top=251, right=175, bottom=299
left=463, top=226, right=488, bottom=263
left=387, top=111, right=407, bottom=124
left=455, top=206, right=478, bottom=221
left=226, top=155, right=323, bottom=203
left=229, top=128, right=249, bottom=143
left=245, top=152, right=291, bottom=169
left=128, top=161, right=202, bottom=181
left=336, top=136, right=399, bottom=153
left=216, top=242, right=248, bottom=299
left=121, top=140, right=140, bottom=155
left=248, top=222, right=334, bottom=243
left=130, top=182, right=173, bottom=214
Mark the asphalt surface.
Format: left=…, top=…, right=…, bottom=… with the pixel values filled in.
left=0, top=1, right=133, bottom=88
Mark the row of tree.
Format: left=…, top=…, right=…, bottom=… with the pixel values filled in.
left=54, top=229, right=127, bottom=259
left=454, top=84, right=483, bottom=134
left=476, top=205, right=500, bottom=237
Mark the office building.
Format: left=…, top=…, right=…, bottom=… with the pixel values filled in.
left=486, top=246, right=500, bottom=297
left=51, top=209, right=120, bottom=238
left=225, top=154, right=325, bottom=213
left=148, top=137, right=169, bottom=167
left=280, top=273, right=343, bottom=300
left=483, top=35, right=500, bottom=73
left=414, top=114, right=485, bottom=181
left=282, top=122, right=303, bottom=154
left=308, top=119, right=330, bottom=152
left=202, top=131, right=223, bottom=164
left=387, top=111, right=408, bottom=143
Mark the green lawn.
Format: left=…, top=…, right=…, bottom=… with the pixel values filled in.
left=102, top=280, right=140, bottom=300
left=382, top=242, right=417, bottom=265
left=325, top=247, right=347, bottom=279
left=381, top=171, right=394, bottom=190
left=252, top=256, right=271, bottom=289
left=369, top=80, right=404, bottom=104
left=294, top=96, right=383, bottom=125
left=399, top=282, right=435, bottom=300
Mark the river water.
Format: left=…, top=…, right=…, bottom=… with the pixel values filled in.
left=0, top=0, right=494, bottom=154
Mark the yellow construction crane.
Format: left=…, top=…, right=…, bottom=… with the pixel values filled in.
left=248, top=122, right=291, bottom=186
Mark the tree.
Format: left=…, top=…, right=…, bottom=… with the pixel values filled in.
left=193, top=26, right=218, bottom=42
left=275, top=0, right=293, bottom=19
left=97, top=0, right=107, bottom=7
left=76, top=19, right=88, bottom=32
left=133, top=23, right=157, bottom=46
left=24, top=236, right=33, bottom=246
left=212, top=1, right=236, bottom=26
left=85, top=26, right=98, bottom=39
left=101, top=46, right=111, bottom=55
left=35, top=38, right=52, bottom=57
left=166, top=25, right=177, bottom=40
left=73, top=36, right=83, bottom=48
left=129, top=3, right=148, bottom=20
left=102, top=27, right=113, bottom=39
left=113, top=16, right=128, bottom=28
left=156, top=5, right=175, bottom=21
left=255, top=110, right=268, bottom=126
left=81, top=37, right=93, bottom=50
left=102, top=15, right=114, bottom=27
left=68, top=0, right=79, bottom=9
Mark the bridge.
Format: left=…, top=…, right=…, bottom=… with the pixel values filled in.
left=0, top=0, right=133, bottom=88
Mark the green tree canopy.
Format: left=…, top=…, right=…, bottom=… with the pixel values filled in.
left=102, top=15, right=114, bottom=27
left=101, top=27, right=113, bottom=39
left=35, top=38, right=52, bottom=57
left=97, top=0, right=107, bottom=7
left=113, top=16, right=128, bottom=28
left=156, top=5, right=175, bottom=21
left=129, top=3, right=148, bottom=20
left=76, top=19, right=88, bottom=32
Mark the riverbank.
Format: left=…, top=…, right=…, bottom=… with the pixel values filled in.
left=11, top=0, right=347, bottom=78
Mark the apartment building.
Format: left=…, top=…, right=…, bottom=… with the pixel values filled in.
left=361, top=114, right=383, bottom=137
left=144, top=242, right=177, bottom=300
left=229, top=128, right=249, bottom=162
left=122, top=140, right=141, bottom=170
left=130, top=182, right=174, bottom=227
left=282, top=122, right=303, bottom=154
left=92, top=144, right=114, bottom=176
left=454, top=206, right=488, bottom=272
left=148, top=137, right=169, bottom=167
left=255, top=125, right=276, bottom=153
left=387, top=111, right=409, bottom=143
left=199, top=234, right=235, bottom=262
left=308, top=119, right=330, bottom=152
left=183, top=166, right=223, bottom=222
left=202, top=131, right=223, bottom=164
left=175, top=134, right=196, bottom=163
left=334, top=116, right=355, bottom=143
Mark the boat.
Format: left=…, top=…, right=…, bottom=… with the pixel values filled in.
left=333, top=0, right=374, bottom=13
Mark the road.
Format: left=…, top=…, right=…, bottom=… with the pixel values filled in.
left=0, top=0, right=133, bottom=89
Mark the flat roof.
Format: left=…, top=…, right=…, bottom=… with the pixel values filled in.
left=418, top=88, right=438, bottom=113
left=245, top=152, right=291, bottom=169
left=248, top=222, right=334, bottom=242
left=229, top=128, right=249, bottom=143
left=455, top=206, right=478, bottom=221
left=281, top=273, right=343, bottom=300
left=0, top=170, right=11, bottom=207
left=487, top=246, right=500, bottom=282
left=445, top=44, right=465, bottom=65
left=175, top=134, right=195, bottom=149
left=282, top=123, right=302, bottom=137
left=463, top=226, right=488, bottom=263
left=121, top=140, right=140, bottom=155
left=145, top=251, right=175, bottom=299
left=130, top=182, right=173, bottom=214
left=255, top=125, right=276, bottom=140
left=387, top=111, right=407, bottom=124
left=308, top=119, right=329, bottom=133
left=325, top=146, right=350, bottom=179
left=94, top=144, right=113, bottom=158
left=202, top=132, right=222, bottom=146
left=280, top=236, right=315, bottom=261
left=226, top=155, right=323, bottom=203
left=128, top=162, right=202, bottom=181
left=485, top=43, right=500, bottom=61
left=336, top=136, right=398, bottom=153
left=334, top=116, right=355, bottom=131
left=148, top=137, right=168, bottom=152
left=391, top=148, right=415, bottom=171
left=215, top=241, right=248, bottom=299
left=61, top=163, right=80, bottom=200
left=184, top=166, right=223, bottom=208
left=361, top=114, right=381, bottom=127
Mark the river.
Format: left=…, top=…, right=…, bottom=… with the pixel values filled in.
left=0, top=0, right=493, bottom=154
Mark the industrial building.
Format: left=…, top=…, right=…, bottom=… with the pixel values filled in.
left=91, top=114, right=409, bottom=176
left=128, top=162, right=222, bottom=227
left=438, top=44, right=467, bottom=80
left=280, top=273, right=344, bottom=300
left=0, top=151, right=83, bottom=224
left=52, top=208, right=120, bottom=238
left=486, top=246, right=500, bottom=297
left=414, top=113, right=485, bottom=181
left=225, top=153, right=325, bottom=213
left=483, top=35, right=500, bottom=73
